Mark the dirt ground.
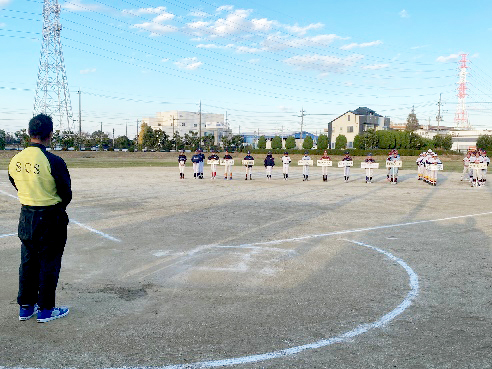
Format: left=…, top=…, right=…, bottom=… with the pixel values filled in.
left=0, top=165, right=491, bottom=369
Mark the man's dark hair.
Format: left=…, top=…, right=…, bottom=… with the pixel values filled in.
left=29, top=114, right=53, bottom=140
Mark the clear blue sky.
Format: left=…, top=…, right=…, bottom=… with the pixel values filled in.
left=1, top=0, right=492, bottom=138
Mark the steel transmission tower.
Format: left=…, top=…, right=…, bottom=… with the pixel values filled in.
left=33, top=0, right=74, bottom=131
left=454, top=53, right=471, bottom=129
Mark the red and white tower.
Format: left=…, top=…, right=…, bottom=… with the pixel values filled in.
left=454, top=53, right=470, bottom=129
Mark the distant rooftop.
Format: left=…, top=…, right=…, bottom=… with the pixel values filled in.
left=351, top=107, right=383, bottom=117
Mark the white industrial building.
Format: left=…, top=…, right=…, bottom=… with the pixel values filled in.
left=142, top=111, right=231, bottom=145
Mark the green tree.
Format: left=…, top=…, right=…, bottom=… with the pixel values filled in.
left=271, top=135, right=282, bottom=150
left=173, top=132, right=184, bottom=150
left=476, top=135, right=492, bottom=152
left=365, top=129, right=378, bottom=149
left=202, top=135, right=215, bottom=151
left=0, top=129, right=6, bottom=150
left=376, top=130, right=396, bottom=149
left=285, top=136, right=296, bottom=150
left=317, top=134, right=328, bottom=150
left=231, top=135, right=244, bottom=151
left=433, top=134, right=453, bottom=150
left=60, top=131, right=75, bottom=150
left=335, top=134, right=347, bottom=150
left=114, top=135, right=133, bottom=150
left=221, top=135, right=232, bottom=150
left=91, top=130, right=111, bottom=150
left=15, top=129, right=30, bottom=148
left=302, top=135, right=313, bottom=150
left=185, top=131, right=200, bottom=151
left=353, top=134, right=365, bottom=149
left=405, top=107, right=420, bottom=131
left=257, top=135, right=267, bottom=149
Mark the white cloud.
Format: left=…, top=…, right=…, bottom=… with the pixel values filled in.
left=161, top=58, right=169, bottom=62
left=283, top=54, right=364, bottom=74
left=132, top=22, right=177, bottom=35
left=123, top=6, right=168, bottom=16
left=283, top=22, right=324, bottom=35
left=80, top=68, right=96, bottom=74
left=187, top=9, right=276, bottom=38
left=340, top=40, right=382, bottom=50
left=216, top=5, right=234, bottom=13
left=263, top=33, right=346, bottom=52
left=174, top=57, right=203, bottom=70
left=0, top=0, right=11, bottom=6
left=410, top=45, right=430, bottom=50
left=0, top=22, right=6, bottom=28
left=189, top=10, right=211, bottom=18
left=278, top=106, right=291, bottom=112
left=436, top=53, right=460, bottom=63
left=249, top=58, right=261, bottom=64
left=62, top=0, right=105, bottom=12
left=361, top=64, right=389, bottom=70
left=236, top=46, right=262, bottom=53
left=153, top=12, right=175, bottom=22
left=196, top=43, right=234, bottom=49
left=470, top=53, right=480, bottom=59
left=399, top=9, right=410, bottom=18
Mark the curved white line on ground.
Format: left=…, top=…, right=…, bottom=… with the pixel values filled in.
left=115, top=239, right=418, bottom=369
left=0, top=190, right=121, bottom=243
left=0, top=239, right=418, bottom=369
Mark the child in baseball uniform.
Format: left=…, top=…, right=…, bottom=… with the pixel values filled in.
left=178, top=150, right=187, bottom=179
left=281, top=151, right=291, bottom=180
left=223, top=150, right=233, bottom=180
left=244, top=151, right=254, bottom=180
left=320, top=150, right=331, bottom=182
left=191, top=149, right=201, bottom=179
left=342, top=151, right=352, bottom=183
left=364, top=153, right=376, bottom=183
left=208, top=150, right=219, bottom=179
left=301, top=151, right=311, bottom=181
left=264, top=151, right=275, bottom=180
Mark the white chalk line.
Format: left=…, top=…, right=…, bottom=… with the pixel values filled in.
left=121, top=239, right=419, bottom=369
left=0, top=189, right=120, bottom=243
left=0, top=239, right=418, bottom=369
left=229, top=210, right=492, bottom=248
left=0, top=233, right=17, bottom=239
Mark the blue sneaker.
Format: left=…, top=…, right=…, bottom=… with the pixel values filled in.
left=37, top=307, right=69, bottom=323
left=19, top=304, right=38, bottom=321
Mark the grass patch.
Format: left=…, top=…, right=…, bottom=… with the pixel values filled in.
left=0, top=151, right=466, bottom=172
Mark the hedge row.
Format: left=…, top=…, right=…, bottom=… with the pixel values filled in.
left=238, top=148, right=459, bottom=156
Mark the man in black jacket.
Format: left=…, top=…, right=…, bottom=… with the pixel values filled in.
left=8, top=114, right=71, bottom=323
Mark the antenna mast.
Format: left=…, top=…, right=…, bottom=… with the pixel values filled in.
left=33, top=0, right=74, bottom=131
left=454, top=53, right=470, bottom=129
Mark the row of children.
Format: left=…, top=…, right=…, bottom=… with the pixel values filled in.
left=461, top=149, right=490, bottom=187
left=416, top=149, right=442, bottom=186
left=178, top=149, right=402, bottom=183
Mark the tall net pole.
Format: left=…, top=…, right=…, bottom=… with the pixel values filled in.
left=454, top=54, right=470, bottom=129
left=33, top=0, right=73, bottom=132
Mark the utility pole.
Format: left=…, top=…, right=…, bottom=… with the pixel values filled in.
left=199, top=101, right=202, bottom=148
left=100, top=122, right=103, bottom=151
left=136, top=119, right=139, bottom=150
left=436, top=93, right=443, bottom=133
left=112, top=128, right=115, bottom=149
left=300, top=108, right=305, bottom=149
left=78, top=89, right=81, bottom=150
